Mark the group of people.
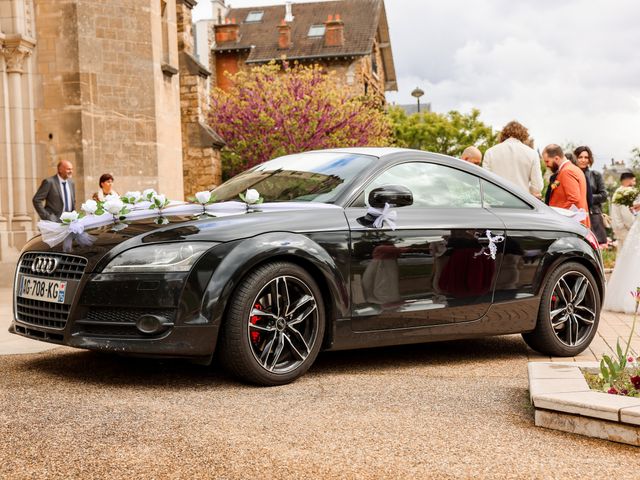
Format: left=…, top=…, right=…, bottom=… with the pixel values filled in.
left=460, top=120, right=639, bottom=246
left=32, top=160, right=116, bottom=222
left=460, top=120, right=640, bottom=314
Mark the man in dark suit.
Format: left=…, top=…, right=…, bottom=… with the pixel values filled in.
left=32, top=160, right=76, bottom=222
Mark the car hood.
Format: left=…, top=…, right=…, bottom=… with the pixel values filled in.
left=20, top=204, right=348, bottom=272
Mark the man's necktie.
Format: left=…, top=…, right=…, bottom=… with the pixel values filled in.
left=62, top=181, right=70, bottom=212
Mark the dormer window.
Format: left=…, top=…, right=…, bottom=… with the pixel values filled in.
left=245, top=11, right=264, bottom=23
left=308, top=25, right=326, bottom=37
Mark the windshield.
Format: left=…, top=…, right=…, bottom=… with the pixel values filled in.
left=211, top=152, right=376, bottom=204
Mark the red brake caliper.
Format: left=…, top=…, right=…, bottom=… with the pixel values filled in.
left=250, top=303, right=262, bottom=344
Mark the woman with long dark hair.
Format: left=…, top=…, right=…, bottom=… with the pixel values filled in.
left=574, top=146, right=607, bottom=244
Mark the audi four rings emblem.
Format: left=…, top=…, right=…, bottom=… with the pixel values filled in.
left=31, top=256, right=59, bottom=274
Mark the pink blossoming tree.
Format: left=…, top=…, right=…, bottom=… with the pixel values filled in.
left=209, top=62, right=391, bottom=179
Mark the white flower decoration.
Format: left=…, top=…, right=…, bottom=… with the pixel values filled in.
left=143, top=188, right=157, bottom=200
left=122, top=191, right=142, bottom=203
left=104, top=198, right=124, bottom=215
left=194, top=191, right=212, bottom=205
left=153, top=193, right=167, bottom=205
left=60, top=211, right=79, bottom=223
left=244, top=189, right=260, bottom=204
left=81, top=199, right=98, bottom=215
left=104, top=193, right=120, bottom=202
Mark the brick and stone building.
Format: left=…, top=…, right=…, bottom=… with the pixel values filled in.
left=0, top=0, right=222, bottom=279
left=212, top=0, right=397, bottom=103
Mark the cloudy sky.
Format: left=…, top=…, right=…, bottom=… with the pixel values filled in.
left=193, top=0, right=640, bottom=168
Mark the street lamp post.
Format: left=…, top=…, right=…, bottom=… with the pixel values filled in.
left=411, top=87, right=424, bottom=113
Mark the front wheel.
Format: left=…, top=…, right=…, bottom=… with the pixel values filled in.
left=522, top=261, right=600, bottom=356
left=218, top=262, right=325, bottom=386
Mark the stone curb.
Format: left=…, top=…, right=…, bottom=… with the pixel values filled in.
left=528, top=362, right=640, bottom=446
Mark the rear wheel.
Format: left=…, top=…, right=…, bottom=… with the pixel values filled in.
left=522, top=261, right=600, bottom=356
left=218, top=262, right=325, bottom=386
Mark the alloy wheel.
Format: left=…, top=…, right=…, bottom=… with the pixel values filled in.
left=548, top=271, right=597, bottom=347
left=247, top=275, right=319, bottom=374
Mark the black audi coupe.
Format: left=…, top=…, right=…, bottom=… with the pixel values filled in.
left=11, top=148, right=605, bottom=385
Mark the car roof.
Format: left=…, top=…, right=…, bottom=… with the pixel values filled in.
left=306, top=147, right=413, bottom=157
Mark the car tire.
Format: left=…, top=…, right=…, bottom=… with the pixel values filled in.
left=522, top=261, right=600, bottom=357
left=218, top=261, right=325, bottom=386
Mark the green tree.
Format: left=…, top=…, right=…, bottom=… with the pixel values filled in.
left=388, top=106, right=497, bottom=157
left=209, top=62, right=391, bottom=179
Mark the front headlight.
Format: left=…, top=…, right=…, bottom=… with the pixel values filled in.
left=103, top=243, right=214, bottom=273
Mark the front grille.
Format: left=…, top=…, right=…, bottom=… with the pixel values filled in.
left=15, top=252, right=87, bottom=330
left=19, top=252, right=87, bottom=280
left=15, top=297, right=71, bottom=329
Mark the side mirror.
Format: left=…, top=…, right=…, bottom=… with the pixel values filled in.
left=368, top=185, right=413, bottom=208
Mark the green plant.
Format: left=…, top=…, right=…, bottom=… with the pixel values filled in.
left=601, top=248, right=616, bottom=269
left=388, top=106, right=497, bottom=157
left=595, top=287, right=640, bottom=396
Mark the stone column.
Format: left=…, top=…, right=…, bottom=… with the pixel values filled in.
left=0, top=30, right=8, bottom=261
left=3, top=37, right=34, bottom=225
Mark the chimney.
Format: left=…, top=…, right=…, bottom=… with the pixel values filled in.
left=324, top=14, right=344, bottom=47
left=214, top=17, right=239, bottom=43
left=277, top=19, right=292, bottom=49
left=285, top=1, right=294, bottom=22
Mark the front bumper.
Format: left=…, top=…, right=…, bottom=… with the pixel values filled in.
left=10, top=321, right=219, bottom=358
left=10, top=251, right=222, bottom=359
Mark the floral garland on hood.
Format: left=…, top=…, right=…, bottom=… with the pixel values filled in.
left=38, top=188, right=340, bottom=251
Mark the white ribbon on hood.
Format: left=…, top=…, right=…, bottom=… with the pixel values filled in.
left=37, top=200, right=342, bottom=249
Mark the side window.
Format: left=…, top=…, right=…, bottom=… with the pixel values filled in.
left=355, top=162, right=482, bottom=208
left=481, top=180, right=532, bottom=209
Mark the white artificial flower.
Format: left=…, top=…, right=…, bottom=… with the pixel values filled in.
left=123, top=191, right=142, bottom=203
left=245, top=189, right=260, bottom=204
left=195, top=191, right=212, bottom=204
left=81, top=199, right=98, bottom=215
left=104, top=193, right=120, bottom=202
left=143, top=188, right=157, bottom=200
left=153, top=193, right=167, bottom=206
left=104, top=198, right=124, bottom=215
left=60, top=211, right=79, bottom=223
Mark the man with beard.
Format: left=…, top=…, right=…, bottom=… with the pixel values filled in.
left=542, top=144, right=590, bottom=227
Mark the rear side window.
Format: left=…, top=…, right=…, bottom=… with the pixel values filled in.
left=481, top=180, right=532, bottom=209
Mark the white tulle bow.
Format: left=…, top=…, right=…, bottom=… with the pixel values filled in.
left=551, top=205, right=588, bottom=224
left=475, top=229, right=505, bottom=260
left=366, top=203, right=398, bottom=230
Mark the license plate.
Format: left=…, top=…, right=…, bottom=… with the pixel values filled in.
left=18, top=275, right=67, bottom=304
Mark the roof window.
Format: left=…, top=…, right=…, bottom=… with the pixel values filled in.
left=308, top=24, right=325, bottom=37
left=245, top=11, right=264, bottom=23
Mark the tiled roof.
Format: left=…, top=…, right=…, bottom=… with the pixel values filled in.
left=215, top=0, right=384, bottom=62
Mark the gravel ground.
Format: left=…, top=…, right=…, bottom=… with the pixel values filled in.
left=1, top=335, right=637, bottom=479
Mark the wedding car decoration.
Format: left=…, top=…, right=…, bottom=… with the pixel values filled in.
left=550, top=204, right=588, bottom=224
left=37, top=188, right=340, bottom=250
left=474, top=230, right=505, bottom=260
left=366, top=202, right=397, bottom=230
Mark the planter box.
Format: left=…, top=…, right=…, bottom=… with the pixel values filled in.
left=528, top=362, right=640, bottom=446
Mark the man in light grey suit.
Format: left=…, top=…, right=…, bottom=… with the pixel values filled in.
left=32, top=160, right=76, bottom=222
